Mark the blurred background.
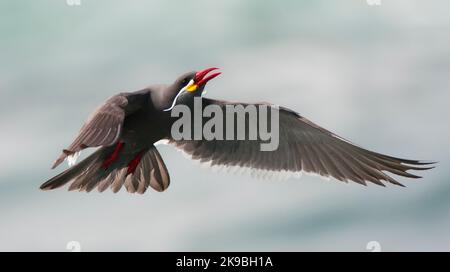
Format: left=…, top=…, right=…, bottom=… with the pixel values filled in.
left=0, top=0, right=449, bottom=251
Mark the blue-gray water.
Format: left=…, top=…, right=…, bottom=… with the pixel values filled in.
left=0, top=0, right=449, bottom=251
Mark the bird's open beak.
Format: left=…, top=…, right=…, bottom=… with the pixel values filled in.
left=186, top=67, right=221, bottom=92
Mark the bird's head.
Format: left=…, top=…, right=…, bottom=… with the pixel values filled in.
left=177, top=67, right=220, bottom=95
left=164, top=67, right=221, bottom=111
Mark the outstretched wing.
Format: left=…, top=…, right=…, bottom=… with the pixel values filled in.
left=52, top=92, right=147, bottom=169
left=168, top=98, right=434, bottom=186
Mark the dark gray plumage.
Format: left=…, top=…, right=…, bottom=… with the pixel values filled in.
left=40, top=67, right=434, bottom=194
left=169, top=98, right=434, bottom=187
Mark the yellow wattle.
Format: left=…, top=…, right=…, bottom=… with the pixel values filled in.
left=186, top=84, right=198, bottom=92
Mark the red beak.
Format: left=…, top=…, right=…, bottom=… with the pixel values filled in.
left=194, top=67, right=221, bottom=86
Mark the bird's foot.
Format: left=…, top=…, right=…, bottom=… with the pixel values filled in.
left=126, top=150, right=146, bottom=175
left=102, top=142, right=124, bottom=169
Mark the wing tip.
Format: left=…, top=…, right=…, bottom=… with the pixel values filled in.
left=386, top=178, right=406, bottom=187
left=51, top=151, right=74, bottom=169
left=403, top=159, right=438, bottom=166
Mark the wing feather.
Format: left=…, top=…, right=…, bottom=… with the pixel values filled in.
left=168, top=98, right=434, bottom=186
left=52, top=94, right=134, bottom=169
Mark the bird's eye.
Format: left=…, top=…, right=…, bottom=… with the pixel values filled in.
left=181, top=77, right=191, bottom=86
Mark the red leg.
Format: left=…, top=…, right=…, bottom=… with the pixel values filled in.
left=102, top=142, right=124, bottom=169
left=127, top=150, right=146, bottom=175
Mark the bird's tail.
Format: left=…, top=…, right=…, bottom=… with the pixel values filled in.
left=40, top=145, right=170, bottom=194
left=40, top=147, right=109, bottom=191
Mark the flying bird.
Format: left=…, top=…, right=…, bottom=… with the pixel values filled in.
left=40, top=67, right=434, bottom=193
